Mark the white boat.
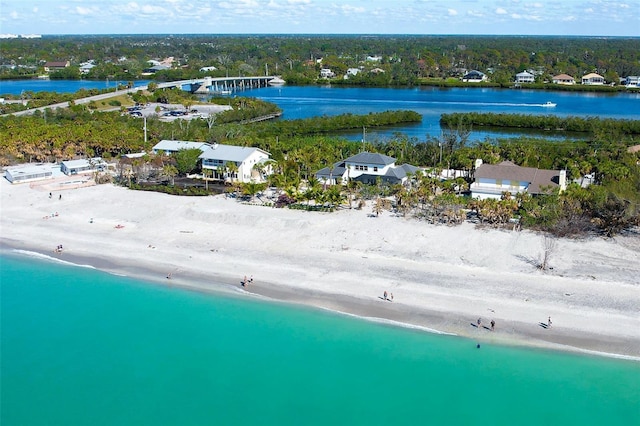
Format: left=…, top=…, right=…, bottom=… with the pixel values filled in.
left=542, top=101, right=557, bottom=107
left=268, top=77, right=286, bottom=86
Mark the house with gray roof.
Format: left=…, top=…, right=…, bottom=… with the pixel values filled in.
left=199, top=143, right=271, bottom=183
left=470, top=160, right=566, bottom=200
left=152, top=140, right=212, bottom=155
left=316, top=152, right=421, bottom=186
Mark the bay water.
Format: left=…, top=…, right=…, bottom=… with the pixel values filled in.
left=2, top=253, right=639, bottom=425
left=2, top=79, right=638, bottom=141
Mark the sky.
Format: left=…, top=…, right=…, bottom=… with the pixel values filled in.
left=1, top=0, right=638, bottom=37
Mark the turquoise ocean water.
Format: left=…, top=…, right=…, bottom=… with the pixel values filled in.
left=1, top=253, right=639, bottom=425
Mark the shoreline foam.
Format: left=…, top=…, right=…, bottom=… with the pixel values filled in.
left=1, top=180, right=639, bottom=360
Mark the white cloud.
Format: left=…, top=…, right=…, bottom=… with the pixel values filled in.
left=511, top=13, right=521, bottom=19
left=495, top=7, right=507, bottom=15
left=448, top=9, right=458, bottom=16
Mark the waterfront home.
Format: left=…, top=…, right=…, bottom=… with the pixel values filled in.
left=552, top=74, right=576, bottom=85
left=4, top=163, right=60, bottom=184
left=624, top=76, right=639, bottom=88
left=515, top=71, right=535, bottom=83
left=151, top=140, right=211, bottom=155
left=581, top=73, right=605, bottom=85
left=316, top=152, right=420, bottom=186
left=320, top=68, right=336, bottom=78
left=462, top=70, right=487, bottom=83
left=61, top=158, right=106, bottom=176
left=199, top=66, right=217, bottom=72
left=470, top=159, right=566, bottom=200
left=344, top=68, right=361, bottom=79
left=43, top=61, right=70, bottom=72
left=199, top=143, right=271, bottom=183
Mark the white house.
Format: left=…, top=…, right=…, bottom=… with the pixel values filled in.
left=199, top=143, right=271, bottom=183
left=344, top=68, right=361, bottom=79
left=624, top=76, right=639, bottom=88
left=151, top=140, right=212, bottom=155
left=581, top=73, right=605, bottom=85
left=515, top=71, right=535, bottom=83
left=470, top=160, right=566, bottom=200
left=60, top=158, right=107, bottom=176
left=316, top=152, right=420, bottom=186
left=462, top=70, right=487, bottom=82
left=552, top=74, right=575, bottom=85
left=79, top=61, right=95, bottom=74
left=199, top=66, right=217, bottom=72
left=320, top=68, right=335, bottom=78
left=4, top=163, right=59, bottom=184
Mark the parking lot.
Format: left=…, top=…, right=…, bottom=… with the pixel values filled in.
left=125, top=102, right=232, bottom=121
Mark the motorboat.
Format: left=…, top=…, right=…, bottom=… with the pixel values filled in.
left=542, top=101, right=557, bottom=107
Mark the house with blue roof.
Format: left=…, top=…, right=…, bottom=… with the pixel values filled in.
left=315, top=152, right=421, bottom=186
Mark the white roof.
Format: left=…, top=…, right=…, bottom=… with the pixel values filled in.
left=5, top=163, right=59, bottom=177
left=152, top=140, right=211, bottom=152
left=199, top=144, right=270, bottom=163
left=61, top=158, right=105, bottom=168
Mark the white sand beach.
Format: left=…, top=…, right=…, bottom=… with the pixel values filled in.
left=2, top=177, right=639, bottom=359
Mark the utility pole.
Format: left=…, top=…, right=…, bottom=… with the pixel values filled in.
left=143, top=116, right=148, bottom=143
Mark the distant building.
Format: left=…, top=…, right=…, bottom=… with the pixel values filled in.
left=552, top=74, right=575, bottom=85
left=320, top=68, right=335, bottom=78
left=316, top=152, right=421, bottom=186
left=581, top=73, right=605, bottom=85
left=366, top=55, right=382, bottom=62
left=462, top=70, right=487, bottom=83
left=79, top=61, right=95, bottom=74
left=43, top=61, right=70, bottom=72
left=344, top=68, right=361, bottom=79
left=200, top=66, right=217, bottom=72
left=515, top=71, right=535, bottom=83
left=470, top=160, right=566, bottom=200
left=624, top=76, right=639, bottom=88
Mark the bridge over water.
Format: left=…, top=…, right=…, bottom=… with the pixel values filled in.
left=6, top=75, right=283, bottom=116
left=157, top=76, right=281, bottom=94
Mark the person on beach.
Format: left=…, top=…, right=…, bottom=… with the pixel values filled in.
left=477, top=318, right=482, bottom=328
left=383, top=291, right=388, bottom=300
left=243, top=275, right=247, bottom=287
left=49, top=192, right=52, bottom=199
left=491, top=320, right=495, bottom=331
left=548, top=316, right=552, bottom=327
left=249, top=275, right=253, bottom=283
left=59, top=194, right=62, bottom=200
left=390, top=293, right=394, bottom=302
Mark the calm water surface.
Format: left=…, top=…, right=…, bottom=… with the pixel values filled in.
left=2, top=253, right=639, bottom=425
left=1, top=79, right=638, bottom=140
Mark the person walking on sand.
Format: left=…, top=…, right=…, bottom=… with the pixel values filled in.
left=383, top=291, right=388, bottom=300
left=243, top=275, right=247, bottom=287
left=477, top=318, right=482, bottom=329
left=390, top=293, right=394, bottom=302
left=548, top=316, right=552, bottom=327
left=491, top=320, right=495, bottom=331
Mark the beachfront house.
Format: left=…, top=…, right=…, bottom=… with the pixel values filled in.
left=462, top=70, right=487, bottom=83
left=470, top=160, right=566, bottom=200
left=581, top=73, right=605, bottom=85
left=151, top=140, right=212, bottom=155
left=4, top=163, right=60, bottom=184
left=315, top=152, right=421, bottom=186
left=515, top=71, right=535, bottom=83
left=60, top=158, right=107, bottom=176
left=199, top=143, right=271, bottom=183
left=552, top=74, right=576, bottom=85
